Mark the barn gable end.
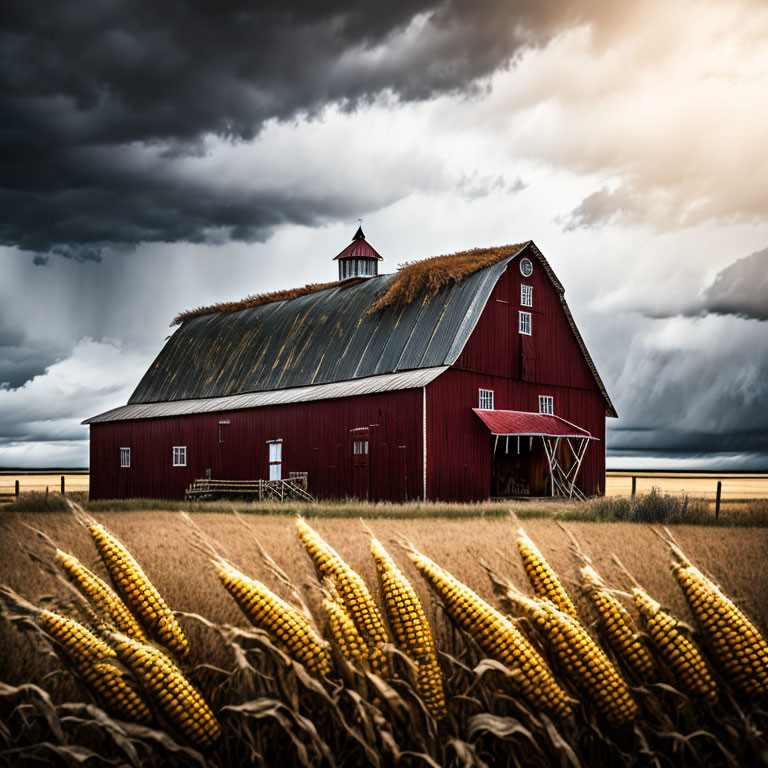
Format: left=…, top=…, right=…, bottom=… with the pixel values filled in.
left=454, top=242, right=615, bottom=414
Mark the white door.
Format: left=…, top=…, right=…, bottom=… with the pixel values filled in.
left=268, top=441, right=282, bottom=480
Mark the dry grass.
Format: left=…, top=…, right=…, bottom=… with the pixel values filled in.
left=5, top=491, right=758, bottom=525
left=2, top=511, right=766, bottom=688
left=170, top=242, right=528, bottom=325
left=369, top=242, right=528, bottom=312
left=171, top=280, right=340, bottom=326
left=6, top=470, right=767, bottom=506
left=0, top=473, right=89, bottom=496
left=606, top=471, right=768, bottom=500
left=1, top=511, right=767, bottom=766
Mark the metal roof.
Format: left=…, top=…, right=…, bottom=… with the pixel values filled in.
left=127, top=244, right=526, bottom=405
left=86, top=239, right=615, bottom=423
left=85, top=367, right=447, bottom=424
left=473, top=409, right=596, bottom=439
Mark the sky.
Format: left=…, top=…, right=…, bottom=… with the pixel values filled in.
left=1, top=0, right=767, bottom=469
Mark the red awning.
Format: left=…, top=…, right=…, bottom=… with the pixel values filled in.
left=472, top=409, right=595, bottom=439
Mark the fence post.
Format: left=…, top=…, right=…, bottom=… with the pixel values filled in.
left=715, top=481, right=722, bottom=518
left=631, top=476, right=636, bottom=498
left=15, top=480, right=19, bottom=497
left=61, top=475, right=65, bottom=494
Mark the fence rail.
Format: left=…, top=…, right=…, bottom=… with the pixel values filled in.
left=185, top=477, right=314, bottom=503
left=0, top=473, right=90, bottom=498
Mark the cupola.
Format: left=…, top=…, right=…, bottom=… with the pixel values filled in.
left=333, top=226, right=383, bottom=282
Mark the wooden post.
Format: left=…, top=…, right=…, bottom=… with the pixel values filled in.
left=61, top=475, right=65, bottom=494
left=631, top=476, right=637, bottom=498
left=15, top=480, right=19, bottom=497
left=715, top=481, right=722, bottom=518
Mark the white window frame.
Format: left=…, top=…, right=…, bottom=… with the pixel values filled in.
left=172, top=446, right=187, bottom=467
left=267, top=439, right=282, bottom=481
left=521, top=284, right=533, bottom=307
left=218, top=419, right=230, bottom=443
left=519, top=310, right=532, bottom=336
left=478, top=388, right=495, bottom=410
left=539, top=395, right=554, bottom=415
left=353, top=440, right=369, bottom=455
left=120, top=447, right=130, bottom=468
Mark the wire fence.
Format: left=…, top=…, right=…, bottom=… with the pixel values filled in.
left=605, top=472, right=768, bottom=501
left=0, top=473, right=90, bottom=498
left=2, top=471, right=767, bottom=504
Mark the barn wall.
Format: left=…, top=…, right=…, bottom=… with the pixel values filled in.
left=89, top=389, right=423, bottom=501
left=455, top=255, right=599, bottom=391
left=426, top=369, right=606, bottom=501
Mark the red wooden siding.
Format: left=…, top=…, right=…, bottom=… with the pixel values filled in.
left=455, top=257, right=598, bottom=391
left=90, top=249, right=611, bottom=502
left=426, top=369, right=606, bottom=501
left=90, top=389, right=423, bottom=501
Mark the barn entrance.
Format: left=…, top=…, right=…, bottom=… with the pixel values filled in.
left=474, top=409, right=595, bottom=499
left=491, top=435, right=549, bottom=496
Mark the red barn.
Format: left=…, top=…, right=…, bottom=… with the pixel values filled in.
left=85, top=234, right=616, bottom=501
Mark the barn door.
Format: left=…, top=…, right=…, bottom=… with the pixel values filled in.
left=350, top=427, right=370, bottom=500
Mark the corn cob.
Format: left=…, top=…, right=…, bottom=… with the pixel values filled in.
left=632, top=587, right=718, bottom=704
left=112, top=634, right=221, bottom=748
left=672, top=562, right=768, bottom=696
left=580, top=566, right=655, bottom=681
left=55, top=549, right=147, bottom=641
left=517, top=528, right=578, bottom=618
left=409, top=550, right=572, bottom=718
left=509, top=592, right=639, bottom=726
left=323, top=595, right=369, bottom=664
left=89, top=522, right=189, bottom=658
left=216, top=559, right=333, bottom=678
left=297, top=518, right=391, bottom=676
left=40, top=609, right=114, bottom=667
left=40, top=611, right=152, bottom=724
left=370, top=537, right=447, bottom=718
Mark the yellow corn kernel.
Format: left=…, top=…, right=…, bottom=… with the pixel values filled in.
left=297, top=518, right=391, bottom=676
left=89, top=522, right=189, bottom=658
left=371, top=537, right=447, bottom=718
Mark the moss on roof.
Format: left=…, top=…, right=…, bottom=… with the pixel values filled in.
left=369, top=243, right=528, bottom=312
left=171, top=242, right=528, bottom=325
left=172, top=281, right=341, bottom=326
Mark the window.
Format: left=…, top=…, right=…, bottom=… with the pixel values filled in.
left=478, top=388, right=495, bottom=410
left=218, top=419, right=230, bottom=443
left=521, top=284, right=533, bottom=307
left=172, top=446, right=187, bottom=466
left=268, top=440, right=282, bottom=481
left=120, top=447, right=130, bottom=468
left=519, top=310, right=532, bottom=335
left=539, top=395, right=554, bottom=415
left=353, top=440, right=369, bottom=455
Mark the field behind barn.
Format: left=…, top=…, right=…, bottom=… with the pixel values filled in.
left=3, top=469, right=768, bottom=507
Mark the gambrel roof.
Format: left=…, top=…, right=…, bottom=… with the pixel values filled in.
left=86, top=241, right=616, bottom=423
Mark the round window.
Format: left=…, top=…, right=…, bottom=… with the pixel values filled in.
left=520, top=257, right=533, bottom=277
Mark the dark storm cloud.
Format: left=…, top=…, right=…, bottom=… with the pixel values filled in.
left=603, top=309, right=768, bottom=467
left=697, top=248, right=768, bottom=321
left=0, top=314, right=64, bottom=388
left=633, top=247, right=768, bottom=322
left=1, top=0, right=618, bottom=257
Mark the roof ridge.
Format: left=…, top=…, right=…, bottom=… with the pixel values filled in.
left=171, top=242, right=528, bottom=326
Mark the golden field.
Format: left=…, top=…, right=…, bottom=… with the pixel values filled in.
left=3, top=470, right=768, bottom=501
left=1, top=510, right=767, bottom=766
left=606, top=471, right=768, bottom=500
left=1, top=511, right=766, bottom=684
